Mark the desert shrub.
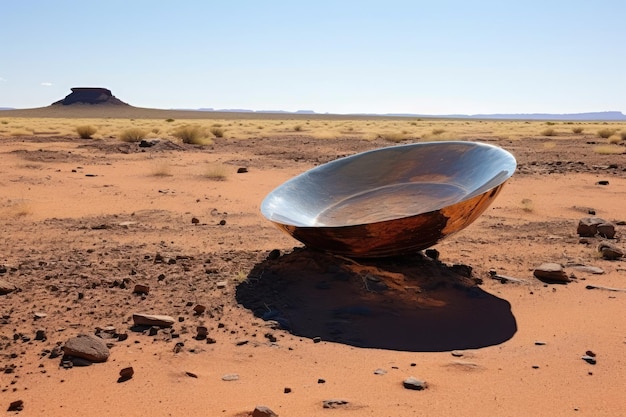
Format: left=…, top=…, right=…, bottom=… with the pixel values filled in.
left=431, top=128, right=445, bottom=135
left=76, top=125, right=97, bottom=139
left=541, top=128, right=556, bottom=136
left=209, top=127, right=224, bottom=138
left=378, top=132, right=406, bottom=143
left=621, top=131, right=626, bottom=141
left=597, top=128, right=617, bottom=139
left=294, top=125, right=303, bottom=132
left=572, top=127, right=584, bottom=134
left=172, top=125, right=210, bottom=144
left=165, top=118, right=175, bottom=123
left=545, top=121, right=556, bottom=126
left=608, top=135, right=621, bottom=144
left=204, top=163, right=228, bottom=180
left=119, top=128, right=147, bottom=142
left=1, top=120, right=8, bottom=125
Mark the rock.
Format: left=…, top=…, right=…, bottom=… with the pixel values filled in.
left=0, top=279, right=17, bottom=295
left=252, top=406, right=278, bottom=417
left=221, top=373, right=239, bottom=381
left=451, top=350, right=464, bottom=357
left=62, top=334, right=110, bottom=363
left=132, top=313, right=175, bottom=327
left=118, top=366, right=134, bottom=382
left=577, top=217, right=606, bottom=237
left=34, top=330, right=47, bottom=341
left=374, top=368, right=387, bottom=375
left=132, top=284, right=150, bottom=295
left=582, top=355, right=597, bottom=365
left=196, top=326, right=208, bottom=340
left=597, top=223, right=616, bottom=239
left=216, top=281, right=227, bottom=289
left=533, top=263, right=570, bottom=283
left=597, top=242, right=624, bottom=260
left=7, top=400, right=24, bottom=411
left=191, top=217, right=200, bottom=224
left=193, top=304, right=206, bottom=314
left=323, top=399, right=349, bottom=408
left=403, top=377, right=428, bottom=390
left=570, top=265, right=604, bottom=274
left=283, top=387, right=292, bottom=394
left=237, top=167, right=248, bottom=174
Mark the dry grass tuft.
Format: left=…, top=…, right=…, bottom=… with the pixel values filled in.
left=120, top=127, right=148, bottom=142
left=76, top=125, right=97, bottom=139
left=173, top=125, right=212, bottom=145
left=209, top=127, right=225, bottom=138
left=378, top=132, right=406, bottom=143
left=520, top=198, right=534, bottom=213
left=203, top=162, right=229, bottom=181
left=597, top=128, right=617, bottom=139
left=593, top=144, right=625, bottom=155
left=572, top=127, right=584, bottom=134
left=150, top=161, right=172, bottom=177
left=541, top=128, right=556, bottom=136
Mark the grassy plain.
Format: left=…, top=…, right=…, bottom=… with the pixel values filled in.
left=1, top=106, right=626, bottom=148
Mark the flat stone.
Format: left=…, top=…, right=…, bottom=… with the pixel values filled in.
left=252, top=406, right=278, bottom=417
left=132, top=313, right=175, bottom=327
left=570, top=265, right=604, bottom=275
left=62, top=334, right=110, bottom=363
left=403, top=377, right=428, bottom=390
left=0, top=279, right=17, bottom=295
left=323, top=399, right=349, bottom=408
left=222, top=373, right=239, bottom=381
left=533, top=263, right=570, bottom=283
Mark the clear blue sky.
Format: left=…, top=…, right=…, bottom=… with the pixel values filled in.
left=1, top=0, right=625, bottom=115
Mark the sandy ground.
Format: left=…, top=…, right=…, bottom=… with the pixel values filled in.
left=1, top=133, right=625, bottom=416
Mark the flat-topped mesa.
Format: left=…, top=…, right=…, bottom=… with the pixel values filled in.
left=52, top=87, right=129, bottom=106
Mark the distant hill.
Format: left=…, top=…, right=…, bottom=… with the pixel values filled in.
left=0, top=107, right=15, bottom=111
left=452, top=111, right=626, bottom=121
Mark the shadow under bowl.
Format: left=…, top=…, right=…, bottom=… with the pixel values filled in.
left=261, top=141, right=516, bottom=258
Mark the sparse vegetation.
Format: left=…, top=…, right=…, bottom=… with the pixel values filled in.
left=294, top=125, right=303, bottom=132
left=593, top=144, right=625, bottom=155
left=621, top=131, right=626, bottom=141
left=608, top=135, right=622, bottom=144
left=76, top=125, right=97, bottom=139
left=597, top=128, right=617, bottom=139
left=541, top=128, right=556, bottom=136
left=172, top=125, right=211, bottom=145
left=520, top=198, right=534, bottom=213
left=378, top=132, right=406, bottom=143
left=572, top=127, right=584, bottom=134
left=209, top=127, right=224, bottom=138
left=150, top=161, right=172, bottom=177
left=120, top=127, right=148, bottom=142
left=545, top=121, right=556, bottom=126
left=431, top=128, right=445, bottom=135
left=165, top=118, right=175, bottom=123
left=204, top=162, right=228, bottom=180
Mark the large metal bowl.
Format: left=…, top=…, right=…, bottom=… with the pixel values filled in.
left=261, top=141, right=516, bottom=258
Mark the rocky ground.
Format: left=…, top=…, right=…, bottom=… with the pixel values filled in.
left=1, top=133, right=625, bottom=416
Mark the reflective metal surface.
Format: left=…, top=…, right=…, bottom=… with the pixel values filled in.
left=261, top=141, right=516, bottom=258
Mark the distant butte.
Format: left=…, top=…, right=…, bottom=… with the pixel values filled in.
left=52, top=87, right=129, bottom=106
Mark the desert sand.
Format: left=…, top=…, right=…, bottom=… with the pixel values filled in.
left=1, top=121, right=625, bottom=416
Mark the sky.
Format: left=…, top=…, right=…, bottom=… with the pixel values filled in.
left=1, top=0, right=625, bottom=115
